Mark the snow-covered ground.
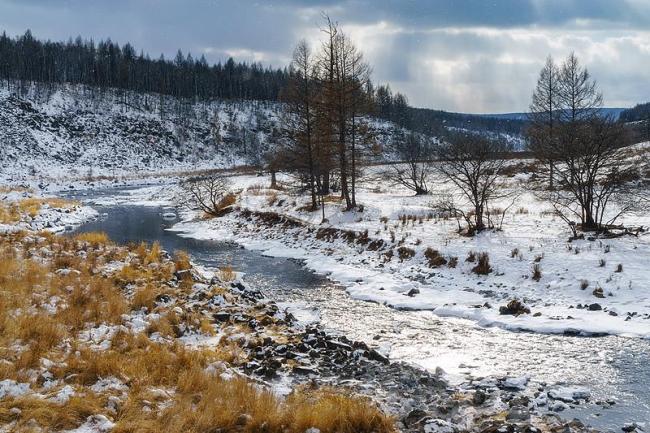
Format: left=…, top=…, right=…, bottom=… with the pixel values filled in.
left=100, top=153, right=650, bottom=339
left=0, top=188, right=97, bottom=233
left=0, top=83, right=409, bottom=186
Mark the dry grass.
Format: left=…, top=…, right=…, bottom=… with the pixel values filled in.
left=531, top=263, right=542, bottom=282
left=0, top=196, right=79, bottom=223
left=472, top=252, right=492, bottom=275
left=0, top=227, right=394, bottom=433
left=424, top=248, right=447, bottom=268
left=0, top=185, right=32, bottom=194
left=219, top=265, right=237, bottom=282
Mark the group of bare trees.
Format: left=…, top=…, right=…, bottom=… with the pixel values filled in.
left=276, top=17, right=374, bottom=213
left=276, top=39, right=642, bottom=237
left=527, top=53, right=640, bottom=233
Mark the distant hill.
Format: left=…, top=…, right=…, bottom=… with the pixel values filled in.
left=620, top=103, right=650, bottom=122
left=478, top=108, right=627, bottom=121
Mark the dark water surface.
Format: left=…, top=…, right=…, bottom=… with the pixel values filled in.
left=68, top=192, right=650, bottom=430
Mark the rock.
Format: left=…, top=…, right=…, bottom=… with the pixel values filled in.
left=236, top=414, right=252, bottom=426
left=326, top=339, right=353, bottom=351
left=402, top=408, right=428, bottom=427
left=472, top=390, right=487, bottom=406
left=550, top=400, right=569, bottom=412
left=230, top=281, right=246, bottom=291
left=212, top=311, right=230, bottom=322
left=502, top=375, right=530, bottom=390
left=155, top=294, right=172, bottom=304
left=548, top=386, right=591, bottom=402
left=499, top=299, right=531, bottom=316
left=622, top=423, right=641, bottom=432
left=406, top=288, right=420, bottom=297
left=506, top=407, right=530, bottom=421
left=593, top=287, right=605, bottom=298
left=423, top=419, right=454, bottom=433
left=293, top=366, right=319, bottom=376
left=588, top=303, right=602, bottom=311
left=366, top=349, right=389, bottom=364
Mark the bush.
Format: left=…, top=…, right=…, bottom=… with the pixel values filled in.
left=471, top=252, right=492, bottom=275
left=531, top=264, right=542, bottom=281
left=179, top=175, right=235, bottom=217
left=424, top=248, right=447, bottom=268
left=397, top=247, right=415, bottom=262
left=499, top=299, right=530, bottom=316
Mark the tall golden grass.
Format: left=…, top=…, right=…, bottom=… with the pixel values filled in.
left=0, top=230, right=395, bottom=433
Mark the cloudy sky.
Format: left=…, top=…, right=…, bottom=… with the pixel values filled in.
left=1, top=0, right=649, bottom=113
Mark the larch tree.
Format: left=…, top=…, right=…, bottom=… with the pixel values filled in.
left=558, top=52, right=603, bottom=122
left=282, top=40, right=320, bottom=209
left=528, top=55, right=561, bottom=189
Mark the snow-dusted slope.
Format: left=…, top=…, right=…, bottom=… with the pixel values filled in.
left=0, top=83, right=408, bottom=183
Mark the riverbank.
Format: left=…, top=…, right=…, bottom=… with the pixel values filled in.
left=156, top=165, right=650, bottom=340
left=1, top=188, right=614, bottom=432
left=0, top=193, right=397, bottom=433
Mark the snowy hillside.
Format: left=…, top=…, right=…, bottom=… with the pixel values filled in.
left=0, top=83, right=409, bottom=183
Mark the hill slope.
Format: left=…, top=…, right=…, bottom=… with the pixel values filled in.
left=0, top=83, right=408, bottom=182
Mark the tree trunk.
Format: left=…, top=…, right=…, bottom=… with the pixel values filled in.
left=270, top=170, right=277, bottom=189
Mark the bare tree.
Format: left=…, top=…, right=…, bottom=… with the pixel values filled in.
left=437, top=133, right=510, bottom=234
left=543, top=118, right=637, bottom=234
left=558, top=52, right=603, bottom=122
left=528, top=53, right=643, bottom=234
left=179, top=175, right=235, bottom=217
left=386, top=132, right=433, bottom=195
left=527, top=55, right=561, bottom=189
left=317, top=15, right=371, bottom=210
left=281, top=40, right=320, bottom=209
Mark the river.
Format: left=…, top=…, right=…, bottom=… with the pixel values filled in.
left=66, top=191, right=650, bottom=430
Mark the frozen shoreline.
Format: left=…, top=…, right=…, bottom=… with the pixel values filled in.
left=50, top=169, right=650, bottom=340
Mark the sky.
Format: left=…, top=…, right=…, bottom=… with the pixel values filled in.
left=1, top=0, right=649, bottom=113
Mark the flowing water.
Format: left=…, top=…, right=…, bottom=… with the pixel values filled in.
left=66, top=190, right=650, bottom=430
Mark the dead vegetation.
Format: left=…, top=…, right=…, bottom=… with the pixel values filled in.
left=0, top=228, right=394, bottom=433
left=0, top=197, right=79, bottom=223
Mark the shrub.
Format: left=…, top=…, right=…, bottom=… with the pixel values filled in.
left=499, top=299, right=530, bottom=316
left=615, top=263, right=623, bottom=273
left=471, top=253, right=492, bottom=275
left=219, top=265, right=236, bottom=282
left=397, top=247, right=415, bottom=262
left=74, top=231, right=110, bottom=248
left=447, top=257, right=459, bottom=268
left=424, top=248, right=447, bottom=268
left=174, top=251, right=192, bottom=271
left=465, top=250, right=477, bottom=263
left=267, top=191, right=278, bottom=206
left=531, top=264, right=542, bottom=281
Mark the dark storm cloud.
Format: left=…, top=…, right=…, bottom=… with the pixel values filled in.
left=1, top=0, right=649, bottom=112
